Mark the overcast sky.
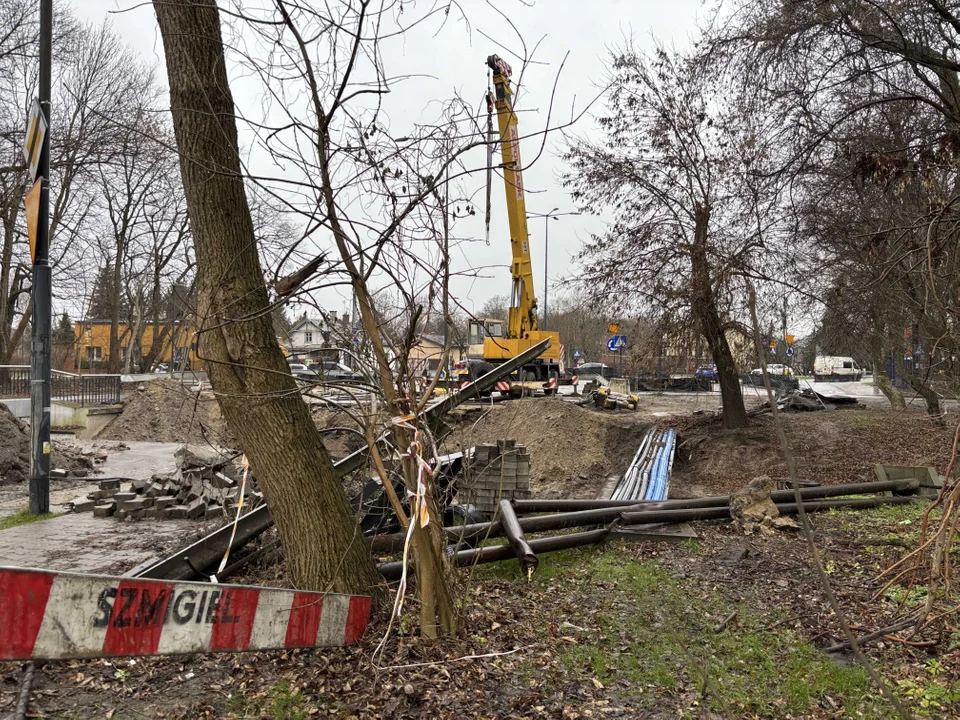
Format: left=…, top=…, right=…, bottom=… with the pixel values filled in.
left=76, top=0, right=706, bottom=319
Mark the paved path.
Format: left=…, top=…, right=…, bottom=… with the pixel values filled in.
left=0, top=441, right=212, bottom=575
left=0, top=512, right=204, bottom=574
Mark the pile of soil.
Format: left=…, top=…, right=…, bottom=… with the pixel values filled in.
left=99, top=379, right=234, bottom=447
left=669, top=408, right=958, bottom=497
left=0, top=404, right=96, bottom=484
left=448, top=398, right=648, bottom=498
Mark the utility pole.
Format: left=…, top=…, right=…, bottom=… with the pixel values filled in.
left=29, top=0, right=53, bottom=515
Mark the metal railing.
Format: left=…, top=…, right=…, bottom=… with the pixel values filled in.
left=0, top=366, right=121, bottom=406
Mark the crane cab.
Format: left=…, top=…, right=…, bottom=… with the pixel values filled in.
left=467, top=318, right=505, bottom=358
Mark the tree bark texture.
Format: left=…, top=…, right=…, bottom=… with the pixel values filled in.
left=152, top=0, right=382, bottom=598
left=689, top=203, right=749, bottom=429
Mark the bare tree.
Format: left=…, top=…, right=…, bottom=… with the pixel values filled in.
left=564, top=45, right=755, bottom=428
left=153, top=0, right=385, bottom=597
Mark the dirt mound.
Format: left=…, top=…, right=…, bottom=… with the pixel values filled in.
left=0, top=404, right=96, bottom=484
left=99, top=379, right=234, bottom=447
left=447, top=398, right=648, bottom=498
left=669, top=408, right=959, bottom=497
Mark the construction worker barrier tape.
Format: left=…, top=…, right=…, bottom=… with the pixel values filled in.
left=0, top=566, right=371, bottom=660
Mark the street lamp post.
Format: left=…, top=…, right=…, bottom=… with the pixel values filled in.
left=527, top=207, right=580, bottom=327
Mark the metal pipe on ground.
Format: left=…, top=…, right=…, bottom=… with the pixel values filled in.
left=380, top=497, right=915, bottom=579
left=370, top=488, right=921, bottom=554
left=370, top=503, right=647, bottom=554
left=378, top=526, right=611, bottom=581
left=499, top=499, right=538, bottom=575
left=512, top=478, right=921, bottom=514
left=617, top=495, right=916, bottom=526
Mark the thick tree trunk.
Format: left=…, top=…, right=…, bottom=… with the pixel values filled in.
left=869, top=349, right=905, bottom=410
left=152, top=0, right=382, bottom=597
left=689, top=203, right=748, bottom=429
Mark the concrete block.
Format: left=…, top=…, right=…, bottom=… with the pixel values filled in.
left=133, top=478, right=148, bottom=493
left=154, top=496, right=176, bottom=510
left=129, top=509, right=145, bottom=520
left=165, top=505, right=188, bottom=519
left=120, top=498, right=147, bottom=512
left=204, top=505, right=223, bottom=520
left=144, top=507, right=164, bottom=519
left=114, top=509, right=128, bottom=520
left=100, top=479, right=121, bottom=490
left=71, top=498, right=96, bottom=513
left=186, top=498, right=206, bottom=519
left=50, top=468, right=67, bottom=479
left=93, top=503, right=116, bottom=518
left=212, top=472, right=235, bottom=489
left=113, top=492, right=136, bottom=503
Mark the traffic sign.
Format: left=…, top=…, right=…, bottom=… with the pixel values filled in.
left=785, top=346, right=794, bottom=357
left=785, top=334, right=795, bottom=345
left=24, top=179, right=41, bottom=262
left=606, top=335, right=627, bottom=353
left=607, top=323, right=620, bottom=335
left=573, top=350, right=581, bottom=358
left=23, top=99, right=46, bottom=182
left=769, top=344, right=777, bottom=355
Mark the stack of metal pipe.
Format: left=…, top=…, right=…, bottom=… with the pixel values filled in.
left=611, top=428, right=676, bottom=503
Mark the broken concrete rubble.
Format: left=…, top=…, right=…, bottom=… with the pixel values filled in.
left=68, top=444, right=256, bottom=521
left=729, top=476, right=799, bottom=535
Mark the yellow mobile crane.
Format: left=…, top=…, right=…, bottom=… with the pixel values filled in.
left=466, top=54, right=562, bottom=396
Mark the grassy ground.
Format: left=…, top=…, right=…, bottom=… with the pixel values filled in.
left=7, top=501, right=960, bottom=718
left=0, top=508, right=61, bottom=531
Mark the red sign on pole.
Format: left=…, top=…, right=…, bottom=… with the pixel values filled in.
left=0, top=566, right=371, bottom=661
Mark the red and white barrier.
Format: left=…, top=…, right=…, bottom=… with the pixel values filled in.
left=571, top=375, right=579, bottom=386
left=0, top=567, right=371, bottom=661
left=546, top=377, right=558, bottom=389
left=495, top=381, right=510, bottom=393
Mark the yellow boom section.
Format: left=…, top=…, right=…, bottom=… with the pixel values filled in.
left=487, top=54, right=538, bottom=340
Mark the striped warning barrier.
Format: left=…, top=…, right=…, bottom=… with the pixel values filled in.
left=571, top=375, right=579, bottom=386
left=495, top=381, right=510, bottom=393
left=546, top=377, right=558, bottom=389
left=0, top=567, right=371, bottom=661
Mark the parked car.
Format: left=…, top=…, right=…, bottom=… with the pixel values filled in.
left=309, top=361, right=364, bottom=382
left=288, top=362, right=317, bottom=380
left=751, top=363, right=793, bottom=377
left=695, top=364, right=718, bottom=379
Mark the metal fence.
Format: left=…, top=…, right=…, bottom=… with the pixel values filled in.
left=0, top=366, right=120, bottom=406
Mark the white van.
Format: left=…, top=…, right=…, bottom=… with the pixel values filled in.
left=814, top=356, right=863, bottom=382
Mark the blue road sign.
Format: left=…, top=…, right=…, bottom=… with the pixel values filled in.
left=573, top=350, right=581, bottom=358
left=606, top=335, right=627, bottom=353
left=785, top=346, right=794, bottom=357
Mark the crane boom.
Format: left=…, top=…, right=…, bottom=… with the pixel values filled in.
left=468, top=54, right=561, bottom=396
left=487, top=54, right=538, bottom=339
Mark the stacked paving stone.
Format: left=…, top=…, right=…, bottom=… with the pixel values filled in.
left=458, top=440, right=532, bottom=515
left=68, top=445, right=260, bottom=521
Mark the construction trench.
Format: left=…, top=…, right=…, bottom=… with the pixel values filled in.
left=126, top=340, right=935, bottom=588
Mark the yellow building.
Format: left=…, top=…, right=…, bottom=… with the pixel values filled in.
left=408, top=334, right=463, bottom=376
left=73, top=320, right=200, bottom=371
